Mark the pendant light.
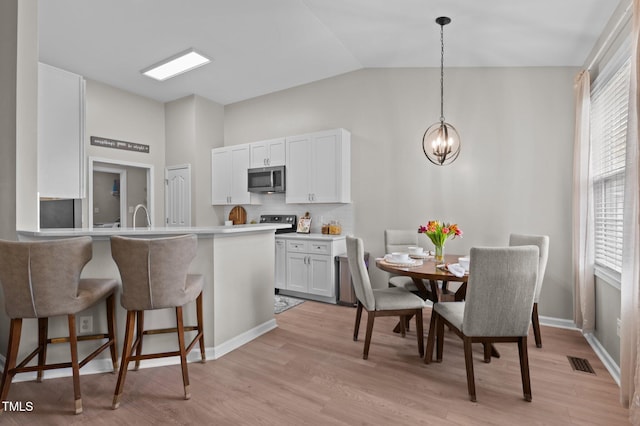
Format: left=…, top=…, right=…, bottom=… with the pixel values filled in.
left=423, top=16, right=460, bottom=166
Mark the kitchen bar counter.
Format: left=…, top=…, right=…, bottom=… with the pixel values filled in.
left=12, top=225, right=286, bottom=381
left=275, top=232, right=346, bottom=241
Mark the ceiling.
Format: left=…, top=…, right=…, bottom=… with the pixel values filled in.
left=38, top=0, right=622, bottom=105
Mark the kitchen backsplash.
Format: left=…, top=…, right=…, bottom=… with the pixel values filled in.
left=222, top=193, right=354, bottom=235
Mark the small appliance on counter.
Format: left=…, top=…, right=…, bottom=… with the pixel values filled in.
left=259, top=214, right=297, bottom=234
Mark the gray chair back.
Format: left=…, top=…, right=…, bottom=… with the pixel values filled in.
left=462, top=246, right=539, bottom=337
left=346, top=236, right=376, bottom=310
left=509, top=234, right=549, bottom=303
left=0, top=237, right=93, bottom=318
left=384, top=229, right=418, bottom=254
left=111, top=234, right=197, bottom=310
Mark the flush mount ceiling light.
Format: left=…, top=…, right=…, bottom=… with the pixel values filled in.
left=423, top=16, right=460, bottom=166
left=141, top=48, right=211, bottom=81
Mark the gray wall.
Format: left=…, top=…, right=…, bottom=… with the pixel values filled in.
left=224, top=67, right=577, bottom=321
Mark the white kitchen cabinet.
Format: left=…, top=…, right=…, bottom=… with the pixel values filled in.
left=38, top=63, right=85, bottom=199
left=275, top=238, right=286, bottom=290
left=285, top=128, right=350, bottom=204
left=278, top=235, right=346, bottom=303
left=211, top=145, right=251, bottom=205
left=249, top=138, right=285, bottom=168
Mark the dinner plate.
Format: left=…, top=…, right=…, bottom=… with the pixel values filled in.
left=409, top=253, right=431, bottom=259
left=383, top=255, right=421, bottom=266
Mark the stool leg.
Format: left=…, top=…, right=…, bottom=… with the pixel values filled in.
left=175, top=306, right=190, bottom=400
left=106, top=293, right=118, bottom=372
left=196, top=292, right=206, bottom=362
left=113, top=310, right=136, bottom=410
left=67, top=314, right=82, bottom=414
left=0, top=318, right=22, bottom=411
left=36, top=317, right=48, bottom=382
left=134, top=311, right=144, bottom=371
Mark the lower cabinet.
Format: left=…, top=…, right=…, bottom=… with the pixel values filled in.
left=276, top=235, right=346, bottom=303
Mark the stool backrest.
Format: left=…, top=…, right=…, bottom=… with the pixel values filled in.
left=111, top=234, right=197, bottom=310
left=0, top=237, right=92, bottom=318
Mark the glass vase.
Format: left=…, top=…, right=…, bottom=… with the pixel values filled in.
left=434, top=244, right=445, bottom=264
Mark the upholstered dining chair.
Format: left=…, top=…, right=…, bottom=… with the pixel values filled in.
left=509, top=234, right=549, bottom=348
left=0, top=237, right=118, bottom=414
left=384, top=229, right=419, bottom=291
left=110, top=234, right=205, bottom=409
left=425, top=246, right=539, bottom=402
left=346, top=236, right=426, bottom=359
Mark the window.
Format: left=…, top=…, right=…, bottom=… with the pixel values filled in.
left=590, top=50, right=631, bottom=274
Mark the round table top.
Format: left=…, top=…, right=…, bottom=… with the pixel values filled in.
left=375, top=253, right=468, bottom=282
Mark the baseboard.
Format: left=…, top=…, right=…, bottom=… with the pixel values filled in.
left=0, top=318, right=278, bottom=383
left=539, top=315, right=578, bottom=330
left=583, top=332, right=621, bottom=386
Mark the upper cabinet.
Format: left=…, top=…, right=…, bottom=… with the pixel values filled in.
left=38, top=63, right=85, bottom=199
left=285, top=129, right=351, bottom=204
left=249, top=138, right=285, bottom=168
left=211, top=145, right=251, bottom=205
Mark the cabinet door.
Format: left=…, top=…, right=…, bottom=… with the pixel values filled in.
left=308, top=254, right=333, bottom=297
left=267, top=139, right=285, bottom=166
left=285, top=134, right=312, bottom=203
left=249, top=142, right=268, bottom=168
left=250, top=138, right=285, bottom=167
left=229, top=145, right=250, bottom=204
left=38, top=63, right=84, bottom=199
left=310, top=132, right=340, bottom=203
left=286, top=252, right=308, bottom=292
left=275, top=239, right=286, bottom=290
left=211, top=148, right=231, bottom=205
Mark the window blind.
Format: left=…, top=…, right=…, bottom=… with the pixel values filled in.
left=590, top=50, right=631, bottom=273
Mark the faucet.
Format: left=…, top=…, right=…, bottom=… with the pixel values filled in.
left=132, top=204, right=151, bottom=229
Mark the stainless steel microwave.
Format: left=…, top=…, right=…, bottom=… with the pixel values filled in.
left=247, top=165, right=285, bottom=193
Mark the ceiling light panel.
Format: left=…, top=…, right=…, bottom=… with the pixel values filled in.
left=141, top=49, right=211, bottom=81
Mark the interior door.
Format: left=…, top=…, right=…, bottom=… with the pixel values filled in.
left=165, top=164, right=191, bottom=227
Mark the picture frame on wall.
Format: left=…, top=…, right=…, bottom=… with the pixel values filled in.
left=296, top=217, right=311, bottom=234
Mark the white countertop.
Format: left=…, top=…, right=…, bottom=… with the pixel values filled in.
left=18, top=224, right=290, bottom=240
left=275, top=232, right=346, bottom=241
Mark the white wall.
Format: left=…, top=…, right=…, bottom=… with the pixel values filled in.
left=85, top=79, right=166, bottom=226
left=225, top=67, right=577, bottom=320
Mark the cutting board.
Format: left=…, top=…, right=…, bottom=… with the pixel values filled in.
left=229, top=205, right=247, bottom=225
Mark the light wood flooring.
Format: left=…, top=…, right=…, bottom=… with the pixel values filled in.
left=1, top=301, right=631, bottom=425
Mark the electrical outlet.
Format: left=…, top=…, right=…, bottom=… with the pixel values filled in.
left=617, top=318, right=621, bottom=337
left=79, top=316, right=93, bottom=334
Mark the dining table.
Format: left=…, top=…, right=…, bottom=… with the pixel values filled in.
left=376, top=252, right=500, bottom=361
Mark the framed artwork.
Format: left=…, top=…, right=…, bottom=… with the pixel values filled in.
left=296, top=217, right=311, bottom=234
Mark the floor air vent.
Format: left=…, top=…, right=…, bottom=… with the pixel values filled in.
left=567, top=356, right=596, bottom=374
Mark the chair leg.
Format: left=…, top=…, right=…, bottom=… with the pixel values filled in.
left=463, top=336, right=476, bottom=402
left=363, top=311, right=375, bottom=360
left=518, top=336, right=532, bottom=401
left=36, top=317, right=48, bottom=382
left=483, top=342, right=492, bottom=363
left=175, top=306, right=191, bottom=400
left=0, top=318, right=22, bottom=411
left=425, top=310, right=438, bottom=364
left=436, top=313, right=445, bottom=362
left=415, top=309, right=424, bottom=358
left=532, top=303, right=542, bottom=348
left=134, top=311, right=145, bottom=371
left=353, top=302, right=363, bottom=341
left=106, top=293, right=118, bottom=372
left=196, top=292, right=206, bottom=363
left=67, top=314, right=82, bottom=414
left=399, top=315, right=406, bottom=337
left=113, top=310, right=136, bottom=410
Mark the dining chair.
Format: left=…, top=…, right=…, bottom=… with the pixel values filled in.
left=384, top=229, right=419, bottom=291
left=509, top=234, right=549, bottom=348
left=0, top=237, right=119, bottom=414
left=346, top=236, right=426, bottom=359
left=425, top=246, right=539, bottom=402
left=110, top=234, right=205, bottom=409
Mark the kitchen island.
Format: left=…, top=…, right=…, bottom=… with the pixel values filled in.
left=14, top=224, right=286, bottom=378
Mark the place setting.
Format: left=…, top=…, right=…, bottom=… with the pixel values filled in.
left=380, top=251, right=424, bottom=267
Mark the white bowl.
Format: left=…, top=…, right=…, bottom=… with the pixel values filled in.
left=391, top=252, right=410, bottom=263
left=408, top=246, right=424, bottom=255
left=458, top=256, right=470, bottom=271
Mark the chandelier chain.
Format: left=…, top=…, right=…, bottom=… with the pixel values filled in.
left=440, top=22, right=445, bottom=122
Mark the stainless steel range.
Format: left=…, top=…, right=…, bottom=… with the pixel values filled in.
left=259, top=214, right=297, bottom=234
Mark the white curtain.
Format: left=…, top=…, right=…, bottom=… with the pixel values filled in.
left=621, top=0, right=640, bottom=419
left=572, top=70, right=595, bottom=332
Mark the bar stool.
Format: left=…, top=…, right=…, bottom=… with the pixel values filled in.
left=110, top=234, right=205, bottom=409
left=0, top=237, right=118, bottom=414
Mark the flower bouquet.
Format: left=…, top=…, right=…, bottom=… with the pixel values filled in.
left=418, top=220, right=463, bottom=263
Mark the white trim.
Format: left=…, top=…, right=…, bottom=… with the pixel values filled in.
left=583, top=332, right=621, bottom=385
left=539, top=315, right=578, bottom=330
left=594, top=266, right=622, bottom=290
left=211, top=319, right=277, bottom=359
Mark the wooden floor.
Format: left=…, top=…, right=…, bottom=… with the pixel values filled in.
left=1, top=301, right=630, bottom=425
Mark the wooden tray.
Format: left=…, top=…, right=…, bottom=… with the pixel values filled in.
left=229, top=205, right=247, bottom=225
